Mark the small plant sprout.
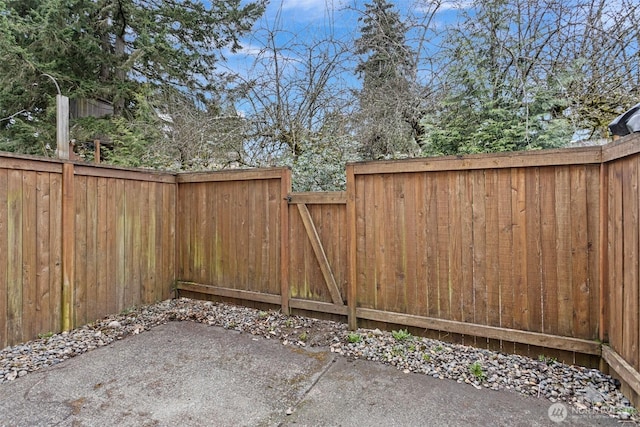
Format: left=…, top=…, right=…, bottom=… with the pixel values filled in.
left=347, top=332, right=362, bottom=343
left=392, top=329, right=412, bottom=341
left=422, top=353, right=431, bottom=362
left=469, top=361, right=486, bottom=381
left=38, top=331, right=54, bottom=339
left=434, top=345, right=443, bottom=352
left=537, top=354, right=557, bottom=366
left=258, top=311, right=268, bottom=319
left=298, top=331, right=308, bottom=342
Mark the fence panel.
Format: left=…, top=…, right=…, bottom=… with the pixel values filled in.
left=0, top=156, right=63, bottom=347
left=175, top=169, right=289, bottom=307
left=72, top=166, right=176, bottom=326
left=351, top=148, right=602, bottom=342
left=604, top=139, right=640, bottom=373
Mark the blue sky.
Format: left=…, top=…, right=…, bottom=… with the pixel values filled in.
left=225, top=0, right=469, bottom=85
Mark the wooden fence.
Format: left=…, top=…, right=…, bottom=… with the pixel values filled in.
left=0, top=154, right=175, bottom=348
left=3, top=134, right=640, bottom=406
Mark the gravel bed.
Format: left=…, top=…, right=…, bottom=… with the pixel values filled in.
left=0, top=297, right=637, bottom=422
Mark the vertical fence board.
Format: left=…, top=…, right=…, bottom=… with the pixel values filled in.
left=555, top=167, right=573, bottom=337
left=74, top=175, right=87, bottom=326
left=49, top=173, right=62, bottom=333
left=0, top=169, right=8, bottom=348
left=412, top=173, right=426, bottom=316
left=571, top=166, right=591, bottom=339
left=460, top=172, right=474, bottom=326
left=354, top=174, right=368, bottom=311
left=163, top=183, right=176, bottom=300
left=449, top=172, right=462, bottom=324
left=484, top=170, right=500, bottom=329
left=85, top=177, right=98, bottom=323
left=35, top=173, right=50, bottom=337
left=511, top=168, right=528, bottom=332
left=540, top=168, right=558, bottom=335
left=587, top=165, right=601, bottom=340
left=7, top=170, right=23, bottom=342
left=21, top=171, right=37, bottom=342
left=423, top=173, right=438, bottom=318
left=525, top=168, right=542, bottom=334
left=472, top=170, right=487, bottom=328
left=622, top=158, right=639, bottom=368
left=436, top=172, right=450, bottom=320
left=96, top=177, right=108, bottom=316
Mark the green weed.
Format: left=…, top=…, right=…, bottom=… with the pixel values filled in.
left=392, top=329, right=412, bottom=341
left=469, top=361, right=486, bottom=381
left=347, top=332, right=362, bottom=343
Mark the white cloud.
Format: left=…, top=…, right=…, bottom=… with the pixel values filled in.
left=280, top=0, right=332, bottom=11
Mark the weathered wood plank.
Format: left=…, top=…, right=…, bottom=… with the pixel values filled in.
left=602, top=345, right=640, bottom=400
left=540, top=168, right=558, bottom=335
left=609, top=163, right=624, bottom=351
left=352, top=146, right=602, bottom=175
left=436, top=172, right=450, bottom=320
left=571, top=166, right=591, bottom=340
left=555, top=167, right=573, bottom=337
left=622, top=158, right=639, bottom=368
left=525, top=167, right=542, bottom=334
left=176, top=167, right=290, bottom=183
left=95, top=177, right=108, bottom=317
left=356, top=308, right=601, bottom=355
left=176, top=281, right=281, bottom=305
left=74, top=175, right=87, bottom=327
left=497, top=169, right=514, bottom=353
left=288, top=192, right=346, bottom=204
left=85, top=177, right=98, bottom=323
left=114, top=179, right=126, bottom=311
left=346, top=164, right=357, bottom=329
left=289, top=298, right=349, bottom=316
left=598, top=163, right=609, bottom=343
left=471, top=170, right=487, bottom=326
left=277, top=171, right=289, bottom=311
left=6, top=170, right=22, bottom=343
left=49, top=173, right=62, bottom=333
left=21, top=171, right=37, bottom=341
left=0, top=168, right=8, bottom=347
left=484, top=170, right=500, bottom=328
left=162, top=183, right=176, bottom=300
left=74, top=164, right=175, bottom=183
left=0, top=156, right=62, bottom=174
left=61, top=164, right=75, bottom=330
left=602, top=134, right=640, bottom=162
left=511, top=168, right=528, bottom=332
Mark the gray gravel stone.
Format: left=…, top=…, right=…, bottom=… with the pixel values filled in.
left=0, top=297, right=637, bottom=422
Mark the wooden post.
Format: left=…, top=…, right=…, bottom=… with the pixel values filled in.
left=94, top=140, right=101, bottom=164
left=346, top=164, right=357, bottom=330
left=61, top=163, right=75, bottom=330
left=56, top=95, right=70, bottom=160
left=280, top=169, right=291, bottom=314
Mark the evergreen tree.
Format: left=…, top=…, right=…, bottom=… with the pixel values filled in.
left=354, top=0, right=421, bottom=159
left=0, top=0, right=265, bottom=159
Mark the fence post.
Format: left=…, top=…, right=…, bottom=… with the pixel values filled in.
left=61, top=162, right=75, bottom=330
left=280, top=168, right=291, bottom=314
left=346, top=164, right=357, bottom=330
